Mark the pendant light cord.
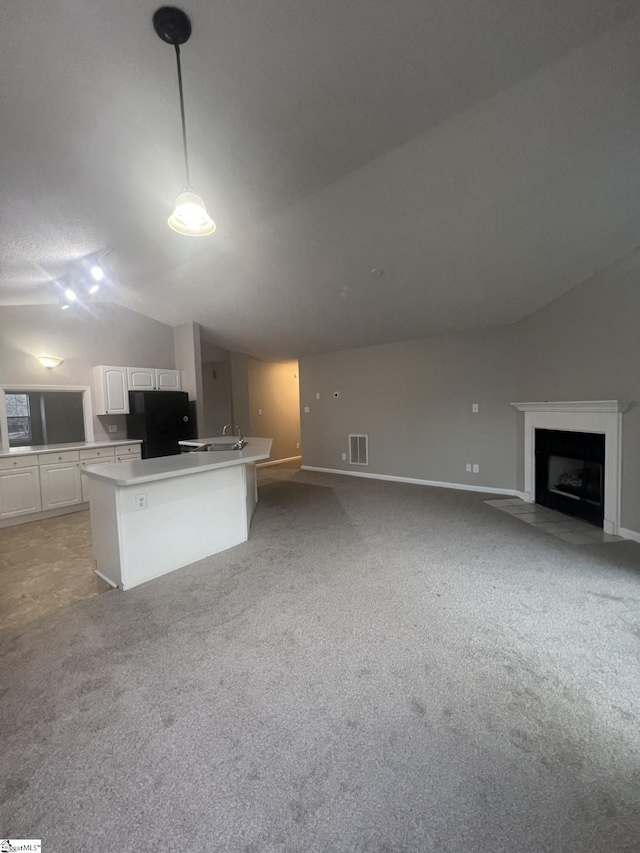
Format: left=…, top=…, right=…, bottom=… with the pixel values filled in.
left=175, top=43, right=191, bottom=188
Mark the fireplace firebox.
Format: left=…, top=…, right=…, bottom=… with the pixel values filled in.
left=535, top=429, right=605, bottom=527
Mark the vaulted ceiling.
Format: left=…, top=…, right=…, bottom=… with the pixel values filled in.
left=2, top=1, right=639, bottom=358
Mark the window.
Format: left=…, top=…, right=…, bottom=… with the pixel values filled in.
left=4, top=390, right=86, bottom=448
left=5, top=393, right=32, bottom=444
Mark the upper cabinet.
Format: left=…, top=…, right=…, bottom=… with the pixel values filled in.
left=155, top=369, right=181, bottom=391
left=127, top=367, right=155, bottom=391
left=93, top=366, right=182, bottom=414
left=127, top=368, right=181, bottom=392
left=93, top=366, right=129, bottom=415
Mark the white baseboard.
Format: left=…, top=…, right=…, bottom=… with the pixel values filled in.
left=619, top=526, right=640, bottom=543
left=300, top=466, right=517, bottom=496
left=0, top=501, right=89, bottom=529
left=514, top=490, right=530, bottom=502
left=257, top=455, right=301, bottom=468
left=94, top=569, right=118, bottom=589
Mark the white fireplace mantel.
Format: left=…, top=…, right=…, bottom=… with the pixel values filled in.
left=510, top=400, right=629, bottom=535
left=512, top=400, right=630, bottom=414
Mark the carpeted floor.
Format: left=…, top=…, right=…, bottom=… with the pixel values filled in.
left=1, top=467, right=639, bottom=852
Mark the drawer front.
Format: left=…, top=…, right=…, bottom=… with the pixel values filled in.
left=117, top=444, right=142, bottom=456
left=80, top=447, right=116, bottom=461
left=0, top=454, right=35, bottom=471
left=38, top=450, right=80, bottom=465
left=80, top=458, right=115, bottom=471
left=115, top=453, right=141, bottom=463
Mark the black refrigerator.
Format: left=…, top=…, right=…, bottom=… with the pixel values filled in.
left=126, top=391, right=194, bottom=458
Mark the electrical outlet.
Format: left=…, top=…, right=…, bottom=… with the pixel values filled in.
left=465, top=463, right=472, bottom=472
left=108, top=424, right=118, bottom=433
left=315, top=392, right=320, bottom=400
left=258, top=408, right=262, bottom=415
left=472, top=464, right=479, bottom=473
left=304, top=406, right=310, bottom=413
left=135, top=493, right=147, bottom=510
left=341, top=452, right=347, bottom=461
left=296, top=442, right=300, bottom=449
left=472, top=403, right=479, bottom=413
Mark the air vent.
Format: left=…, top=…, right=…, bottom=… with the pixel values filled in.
left=349, top=434, right=369, bottom=466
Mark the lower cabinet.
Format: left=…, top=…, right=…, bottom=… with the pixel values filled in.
left=115, top=452, right=141, bottom=463
left=80, top=459, right=114, bottom=502
left=0, top=466, right=42, bottom=519
left=40, top=461, right=82, bottom=510
left=0, top=443, right=142, bottom=523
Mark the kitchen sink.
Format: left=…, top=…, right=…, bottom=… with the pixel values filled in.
left=186, top=439, right=246, bottom=452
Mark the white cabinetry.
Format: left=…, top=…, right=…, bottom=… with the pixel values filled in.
left=115, top=443, right=142, bottom=464
left=0, top=456, right=41, bottom=519
left=0, top=442, right=143, bottom=524
left=79, top=446, right=117, bottom=502
left=127, top=367, right=181, bottom=391
left=155, top=369, right=181, bottom=391
left=93, top=366, right=129, bottom=415
left=39, top=450, right=82, bottom=510
left=127, top=367, right=155, bottom=391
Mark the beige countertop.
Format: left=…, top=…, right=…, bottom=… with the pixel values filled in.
left=0, top=439, right=142, bottom=459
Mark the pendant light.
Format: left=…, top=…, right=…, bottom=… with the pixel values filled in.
left=153, top=6, right=216, bottom=237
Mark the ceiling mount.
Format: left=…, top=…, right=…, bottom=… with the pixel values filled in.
left=152, top=7, right=192, bottom=46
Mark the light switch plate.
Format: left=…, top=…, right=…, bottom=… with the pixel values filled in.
left=472, top=403, right=479, bottom=413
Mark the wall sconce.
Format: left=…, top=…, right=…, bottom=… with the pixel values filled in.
left=37, top=356, right=64, bottom=369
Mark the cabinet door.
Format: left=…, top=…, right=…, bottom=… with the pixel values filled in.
left=80, top=459, right=113, bottom=502
left=0, top=467, right=42, bottom=518
left=155, top=369, right=181, bottom=391
left=97, top=367, right=129, bottom=415
left=127, top=367, right=156, bottom=391
left=40, top=462, right=82, bottom=510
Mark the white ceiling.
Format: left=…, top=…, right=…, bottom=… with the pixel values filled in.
left=1, top=1, right=640, bottom=358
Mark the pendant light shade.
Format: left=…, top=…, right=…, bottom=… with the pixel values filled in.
left=154, top=7, right=215, bottom=237
left=168, top=190, right=216, bottom=236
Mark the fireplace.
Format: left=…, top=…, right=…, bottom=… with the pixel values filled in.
left=511, top=401, right=628, bottom=536
left=535, top=429, right=605, bottom=526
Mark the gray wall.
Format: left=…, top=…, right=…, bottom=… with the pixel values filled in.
left=0, top=303, right=176, bottom=441
left=248, top=359, right=301, bottom=462
left=517, top=249, right=640, bottom=533
left=200, top=340, right=232, bottom=436
left=300, top=326, right=519, bottom=490
left=229, top=352, right=251, bottom=437
left=300, top=250, right=640, bottom=533
left=174, top=321, right=204, bottom=438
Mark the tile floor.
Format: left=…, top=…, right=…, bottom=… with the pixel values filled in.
left=0, top=463, right=301, bottom=633
left=484, top=498, right=623, bottom=545
left=0, top=511, right=111, bottom=632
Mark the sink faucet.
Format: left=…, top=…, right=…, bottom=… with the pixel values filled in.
left=222, top=422, right=245, bottom=449
left=222, top=422, right=243, bottom=439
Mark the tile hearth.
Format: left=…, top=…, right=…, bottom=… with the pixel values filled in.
left=484, top=498, right=623, bottom=545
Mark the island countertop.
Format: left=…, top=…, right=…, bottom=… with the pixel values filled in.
left=82, top=437, right=272, bottom=486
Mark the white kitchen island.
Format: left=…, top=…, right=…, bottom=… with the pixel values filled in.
left=84, top=437, right=272, bottom=590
